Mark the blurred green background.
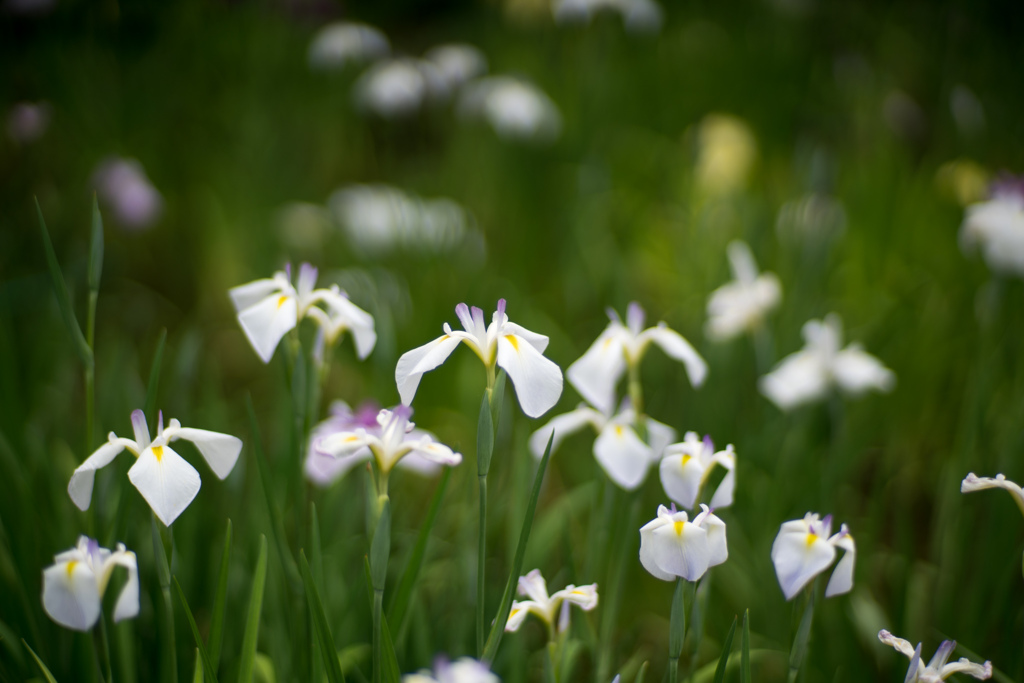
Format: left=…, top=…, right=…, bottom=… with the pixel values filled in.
left=3, top=0, right=1024, bottom=681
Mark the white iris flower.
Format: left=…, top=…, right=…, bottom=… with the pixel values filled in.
left=68, top=409, right=242, bottom=526
left=878, top=631, right=992, bottom=682
left=229, top=262, right=376, bottom=364
left=505, top=568, right=598, bottom=635
left=528, top=400, right=676, bottom=490
left=705, top=240, right=781, bottom=342
left=42, top=536, right=138, bottom=631
left=566, top=302, right=707, bottom=416
left=404, top=657, right=500, bottom=683
left=395, top=299, right=563, bottom=419
left=639, top=504, right=727, bottom=582
left=658, top=432, right=735, bottom=511
left=960, top=178, right=1024, bottom=277
left=961, top=472, right=1024, bottom=517
left=771, top=513, right=855, bottom=600
left=759, top=313, right=894, bottom=411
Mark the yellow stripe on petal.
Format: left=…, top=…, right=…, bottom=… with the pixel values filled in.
left=66, top=561, right=78, bottom=578
left=674, top=521, right=685, bottom=535
left=806, top=533, right=817, bottom=547
left=505, top=335, right=519, bottom=351
left=277, top=295, right=289, bottom=309
left=151, top=446, right=164, bottom=462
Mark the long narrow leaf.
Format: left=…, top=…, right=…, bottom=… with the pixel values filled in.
left=481, top=433, right=553, bottom=663
left=193, top=649, right=204, bottom=683
left=208, top=519, right=232, bottom=673
left=34, top=197, right=91, bottom=367
left=387, top=467, right=451, bottom=636
left=310, top=503, right=325, bottom=683
left=379, top=611, right=400, bottom=683
left=22, top=640, right=58, bottom=683
left=633, top=661, right=648, bottom=683
left=173, top=578, right=219, bottom=683
left=712, top=616, right=738, bottom=683
left=300, top=551, right=346, bottom=683
left=144, top=329, right=167, bottom=423
left=788, top=589, right=815, bottom=683
left=88, top=194, right=104, bottom=294
left=741, top=609, right=751, bottom=683
left=238, top=535, right=268, bottom=683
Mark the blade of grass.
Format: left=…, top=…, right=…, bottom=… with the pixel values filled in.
left=742, top=609, right=751, bottom=683
left=173, top=577, right=219, bottom=683
left=22, top=640, right=58, bottom=683
left=712, top=616, right=738, bottom=683
left=208, top=519, right=232, bottom=674
left=386, top=466, right=451, bottom=637
left=300, top=550, right=346, bottom=683
left=481, top=433, right=553, bottom=664
left=144, top=329, right=167, bottom=424
left=309, top=503, right=324, bottom=683
left=151, top=515, right=177, bottom=683
left=84, top=195, right=103, bottom=453
left=633, top=661, right=648, bottom=683
left=379, top=611, right=400, bottom=683
left=475, top=389, right=494, bottom=657
left=34, top=197, right=91, bottom=367
left=87, top=194, right=104, bottom=294
left=238, top=535, right=268, bottom=683
left=371, top=500, right=391, bottom=683
left=668, top=578, right=685, bottom=683
left=193, top=649, right=204, bottom=683
left=788, top=588, right=815, bottom=683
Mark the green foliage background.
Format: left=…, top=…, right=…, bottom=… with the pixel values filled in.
left=2, top=0, right=1024, bottom=681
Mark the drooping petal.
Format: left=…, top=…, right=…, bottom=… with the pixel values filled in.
left=317, top=431, right=375, bottom=458
left=833, top=345, right=895, bottom=395
left=528, top=406, right=604, bottom=458
left=961, top=472, right=1024, bottom=515
left=42, top=560, right=101, bottom=631
left=395, top=335, right=463, bottom=406
left=517, top=569, right=550, bottom=605
left=759, top=350, right=830, bottom=410
left=106, top=548, right=140, bottom=623
left=552, top=583, right=599, bottom=611
left=321, top=288, right=378, bottom=359
left=938, top=658, right=993, bottom=681
left=878, top=630, right=918, bottom=659
left=229, top=277, right=283, bottom=312
left=651, top=519, right=711, bottom=581
left=639, top=516, right=676, bottom=581
left=594, top=423, right=651, bottom=490
left=305, top=446, right=371, bottom=486
left=566, top=324, right=627, bottom=415
left=172, top=428, right=243, bottom=480
left=408, top=438, right=462, bottom=468
left=395, top=451, right=444, bottom=477
left=707, top=446, right=737, bottom=509
left=825, top=530, right=855, bottom=597
left=501, top=321, right=550, bottom=353
left=496, top=333, right=564, bottom=418
left=659, top=451, right=705, bottom=509
left=127, top=444, right=202, bottom=526
left=771, top=525, right=837, bottom=600
left=505, top=601, right=531, bottom=632
left=694, top=506, right=729, bottom=568
left=638, top=324, right=708, bottom=388
left=237, top=293, right=299, bottom=363
left=68, top=437, right=133, bottom=511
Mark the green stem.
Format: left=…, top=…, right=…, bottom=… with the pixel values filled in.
left=476, top=373, right=499, bottom=657
left=92, top=615, right=113, bottom=683
left=151, top=516, right=177, bottom=683
left=372, top=588, right=384, bottom=683
left=787, top=584, right=816, bottom=683
left=476, top=474, right=488, bottom=656
left=668, top=577, right=685, bottom=683
left=545, top=640, right=558, bottom=683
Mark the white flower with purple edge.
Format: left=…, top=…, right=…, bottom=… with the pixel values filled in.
left=659, top=432, right=735, bottom=511
left=42, top=536, right=139, bottom=631
left=567, top=302, right=707, bottom=416
left=878, top=631, right=992, bottom=682
left=529, top=399, right=676, bottom=490
left=505, top=568, right=598, bottom=635
left=639, top=503, right=727, bottom=582
left=229, top=262, right=376, bottom=364
left=396, top=299, right=563, bottom=419
left=403, top=657, right=500, bottom=683
left=771, top=512, right=855, bottom=600
left=69, top=409, right=242, bottom=526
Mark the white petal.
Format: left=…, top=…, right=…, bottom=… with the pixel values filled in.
left=501, top=321, right=549, bottom=353
left=708, top=446, right=737, bottom=509
left=237, top=294, right=298, bottom=363
left=552, top=583, right=599, bottom=611
left=594, top=423, right=651, bottom=490
left=638, top=324, right=708, bottom=388
left=639, top=517, right=676, bottom=581
left=42, top=560, right=101, bottom=631
left=106, top=549, right=140, bottom=622
left=394, top=451, right=443, bottom=477
left=834, top=345, right=895, bottom=395
left=771, top=526, right=836, bottom=600
left=759, top=350, right=830, bottom=410
left=517, top=569, right=550, bottom=604
left=566, top=324, right=626, bottom=415
left=695, top=508, right=729, bottom=568
left=528, top=406, right=604, bottom=458
left=229, top=278, right=282, bottom=312
left=127, top=445, right=202, bottom=526
left=727, top=240, right=759, bottom=284
left=496, top=334, right=564, bottom=419
left=317, top=431, right=374, bottom=457
left=939, top=658, right=993, bottom=681
left=395, top=335, right=462, bottom=406
left=645, top=417, right=677, bottom=462
left=322, top=289, right=377, bottom=359
left=172, top=428, right=242, bottom=480
left=659, top=454, right=704, bottom=509
left=825, top=531, right=855, bottom=597
left=68, top=438, right=131, bottom=511
left=651, top=520, right=711, bottom=581
left=409, top=438, right=462, bottom=467
left=505, top=602, right=531, bottom=632
left=878, top=630, right=918, bottom=659
left=305, top=446, right=370, bottom=486
left=961, top=472, right=1024, bottom=512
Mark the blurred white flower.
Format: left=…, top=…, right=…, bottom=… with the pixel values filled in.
left=6, top=101, right=51, bottom=144
left=771, top=513, right=854, bottom=600
left=42, top=536, right=138, bottom=631
left=69, top=409, right=243, bottom=526
left=404, top=657, right=500, bottom=683
left=960, top=177, right=1024, bottom=277
left=567, top=302, right=707, bottom=416
left=354, top=58, right=450, bottom=118
left=92, top=157, right=163, bottom=230
left=695, top=114, right=757, bottom=195
left=759, top=313, right=894, bottom=411
left=459, top=76, right=561, bottom=142
left=424, top=44, right=488, bottom=90
left=308, top=22, right=389, bottom=70
left=639, top=503, right=727, bottom=582
left=659, top=432, right=735, bottom=511
left=529, top=399, right=676, bottom=490
left=878, top=631, right=992, bottom=682
left=705, top=240, right=781, bottom=341
left=553, top=0, right=663, bottom=34
left=505, top=568, right=598, bottom=634
left=961, top=472, right=1024, bottom=517
left=315, top=405, right=461, bottom=479
left=328, top=184, right=475, bottom=258
left=396, top=299, right=563, bottom=419
left=229, top=262, right=376, bottom=363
